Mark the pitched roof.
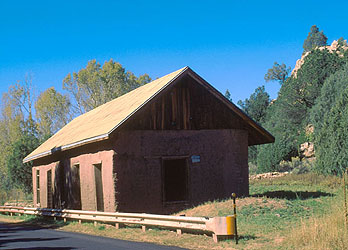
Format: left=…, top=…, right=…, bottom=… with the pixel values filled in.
left=24, top=66, right=274, bottom=163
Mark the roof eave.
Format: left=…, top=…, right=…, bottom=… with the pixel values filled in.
left=23, top=133, right=109, bottom=163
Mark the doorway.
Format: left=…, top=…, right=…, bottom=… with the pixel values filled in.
left=47, top=170, right=53, bottom=208
left=162, top=158, right=188, bottom=202
left=94, top=163, right=104, bottom=211
left=71, top=164, right=82, bottom=209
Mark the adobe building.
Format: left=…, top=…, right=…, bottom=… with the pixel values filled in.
left=24, top=67, right=274, bottom=214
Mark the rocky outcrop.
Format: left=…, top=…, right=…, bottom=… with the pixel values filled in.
left=300, top=142, right=315, bottom=159
left=292, top=40, right=348, bottom=77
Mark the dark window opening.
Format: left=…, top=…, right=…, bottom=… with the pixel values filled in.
left=36, top=169, right=40, bottom=205
left=47, top=170, right=52, bottom=208
left=162, top=158, right=188, bottom=202
left=94, top=163, right=104, bottom=211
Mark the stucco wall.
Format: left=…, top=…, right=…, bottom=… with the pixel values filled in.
left=32, top=129, right=248, bottom=214
left=70, top=150, right=115, bottom=211
left=32, top=145, right=116, bottom=212
left=112, top=129, right=248, bottom=214
left=32, top=162, right=57, bottom=208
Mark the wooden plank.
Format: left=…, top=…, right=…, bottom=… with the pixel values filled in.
left=161, top=96, right=165, bottom=130
left=182, top=87, right=187, bottom=129
left=186, top=87, right=191, bottom=129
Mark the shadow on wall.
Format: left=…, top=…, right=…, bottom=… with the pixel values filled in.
left=251, top=190, right=334, bottom=200
left=53, top=162, right=81, bottom=210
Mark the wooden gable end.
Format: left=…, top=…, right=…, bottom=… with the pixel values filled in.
left=117, top=73, right=270, bottom=145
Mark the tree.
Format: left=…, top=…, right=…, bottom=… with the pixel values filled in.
left=337, top=37, right=348, bottom=47
left=278, top=49, right=345, bottom=128
left=6, top=119, right=39, bottom=193
left=315, top=86, right=348, bottom=175
left=311, top=64, right=348, bottom=175
left=63, top=59, right=151, bottom=114
left=237, top=86, right=270, bottom=164
left=237, top=86, right=270, bottom=124
left=224, top=89, right=232, bottom=102
left=0, top=80, right=34, bottom=191
left=35, top=87, right=72, bottom=138
left=264, top=62, right=291, bottom=85
left=303, top=25, right=327, bottom=53
left=310, top=63, right=348, bottom=131
left=256, top=48, right=347, bottom=173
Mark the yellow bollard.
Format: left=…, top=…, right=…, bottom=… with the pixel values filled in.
left=226, top=215, right=235, bottom=235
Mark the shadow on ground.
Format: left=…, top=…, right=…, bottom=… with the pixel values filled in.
left=251, top=190, right=333, bottom=200
left=0, top=219, right=76, bottom=249
left=238, top=234, right=257, bottom=241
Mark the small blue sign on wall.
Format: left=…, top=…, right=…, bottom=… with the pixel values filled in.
left=191, top=155, right=200, bottom=163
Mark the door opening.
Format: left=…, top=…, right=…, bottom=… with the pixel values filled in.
left=72, top=164, right=82, bottom=209
left=94, top=163, right=104, bottom=211
left=162, top=158, right=188, bottom=202
left=47, top=170, right=53, bottom=208
left=36, top=169, right=40, bottom=205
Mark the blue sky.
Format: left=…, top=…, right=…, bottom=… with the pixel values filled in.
left=1, top=0, right=348, bottom=103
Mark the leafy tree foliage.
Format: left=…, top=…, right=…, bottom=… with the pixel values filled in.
left=237, top=86, right=270, bottom=164
left=35, top=87, right=72, bottom=138
left=237, top=85, right=270, bottom=124
left=0, top=60, right=152, bottom=196
left=315, top=86, right=348, bottom=175
left=0, top=83, right=32, bottom=191
left=337, top=37, right=348, bottom=48
left=257, top=48, right=347, bottom=173
left=303, top=25, right=327, bottom=53
left=224, top=89, right=232, bottom=102
left=264, top=62, right=291, bottom=85
left=63, top=59, right=151, bottom=114
left=311, top=64, right=348, bottom=174
left=7, top=119, right=40, bottom=193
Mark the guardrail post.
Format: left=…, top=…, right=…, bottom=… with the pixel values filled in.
left=94, top=221, right=97, bottom=227
left=63, top=218, right=67, bottom=223
left=176, top=229, right=182, bottom=235
left=231, top=193, right=238, bottom=244
left=141, top=225, right=146, bottom=232
left=115, top=223, right=120, bottom=229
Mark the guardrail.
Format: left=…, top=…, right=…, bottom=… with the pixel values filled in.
left=0, top=204, right=238, bottom=243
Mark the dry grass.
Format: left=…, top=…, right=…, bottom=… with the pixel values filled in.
left=0, top=214, right=23, bottom=223
left=177, top=197, right=286, bottom=218
left=284, top=197, right=348, bottom=250
left=250, top=172, right=341, bottom=189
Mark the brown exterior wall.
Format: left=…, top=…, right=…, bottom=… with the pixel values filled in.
left=32, top=129, right=248, bottom=214
left=70, top=150, right=115, bottom=211
left=32, top=163, right=57, bottom=207
left=32, top=142, right=116, bottom=212
left=112, top=129, right=248, bottom=214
